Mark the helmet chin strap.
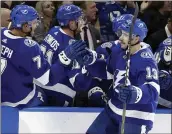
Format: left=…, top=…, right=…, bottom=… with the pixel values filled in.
left=124, top=41, right=140, bottom=51
left=130, top=41, right=140, bottom=46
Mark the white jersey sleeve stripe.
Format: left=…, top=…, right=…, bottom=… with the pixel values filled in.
left=108, top=100, right=155, bottom=122
left=37, top=83, right=76, bottom=98
left=143, top=82, right=160, bottom=95
left=69, top=73, right=79, bottom=87
left=35, top=70, right=50, bottom=85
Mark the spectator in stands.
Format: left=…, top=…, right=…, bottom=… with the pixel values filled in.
left=146, top=14, right=172, bottom=53
left=140, top=1, right=172, bottom=40
left=1, top=8, right=11, bottom=28
left=34, top=1, right=55, bottom=43
left=1, top=1, right=12, bottom=9
left=1, top=1, right=24, bottom=10
left=139, top=1, right=152, bottom=14
left=74, top=1, right=101, bottom=50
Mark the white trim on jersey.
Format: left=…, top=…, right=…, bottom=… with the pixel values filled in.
left=69, top=73, right=79, bottom=87
left=36, top=70, right=50, bottom=85
left=143, top=82, right=160, bottom=95
left=4, top=30, right=23, bottom=39
left=1, top=85, right=36, bottom=107
left=37, top=83, right=76, bottom=98
left=108, top=100, right=155, bottom=122
left=106, top=66, right=113, bottom=80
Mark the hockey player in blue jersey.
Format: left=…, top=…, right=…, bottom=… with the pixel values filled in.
left=35, top=4, right=95, bottom=107
left=78, top=17, right=159, bottom=133
left=1, top=5, right=87, bottom=109
left=154, top=36, right=172, bottom=108
left=71, top=14, right=136, bottom=107
left=96, top=1, right=135, bottom=42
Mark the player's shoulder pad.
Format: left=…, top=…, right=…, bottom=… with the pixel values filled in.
left=48, top=26, right=60, bottom=35
left=24, top=38, right=38, bottom=47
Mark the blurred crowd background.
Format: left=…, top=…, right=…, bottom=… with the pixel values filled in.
left=1, top=1, right=172, bottom=109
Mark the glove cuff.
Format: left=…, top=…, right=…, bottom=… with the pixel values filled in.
left=58, top=51, right=71, bottom=66
left=88, top=50, right=97, bottom=65
left=88, top=86, right=104, bottom=99
left=133, top=86, right=143, bottom=103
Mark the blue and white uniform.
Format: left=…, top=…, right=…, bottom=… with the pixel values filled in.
left=96, top=2, right=135, bottom=42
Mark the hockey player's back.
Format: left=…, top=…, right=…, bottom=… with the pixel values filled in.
left=1, top=27, right=47, bottom=108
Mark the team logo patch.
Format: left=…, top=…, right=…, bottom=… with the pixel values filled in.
left=65, top=6, right=71, bottom=11
left=101, top=42, right=112, bottom=48
left=69, top=39, right=76, bottom=45
left=24, top=39, right=37, bottom=47
left=141, top=52, right=152, bottom=58
left=163, top=38, right=172, bottom=46
left=21, top=10, right=28, bottom=14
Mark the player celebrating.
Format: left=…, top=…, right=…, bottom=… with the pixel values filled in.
left=1, top=5, right=86, bottom=109
left=79, top=17, right=159, bottom=133
left=69, top=14, right=135, bottom=107
left=35, top=4, right=93, bottom=107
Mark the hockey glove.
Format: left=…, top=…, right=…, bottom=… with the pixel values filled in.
left=58, top=40, right=87, bottom=65
left=116, top=84, right=142, bottom=104
left=76, top=48, right=97, bottom=66
left=159, top=70, right=172, bottom=90
left=88, top=87, right=108, bottom=106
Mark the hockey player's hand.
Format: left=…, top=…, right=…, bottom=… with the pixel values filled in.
left=161, top=46, right=172, bottom=65
left=76, top=48, right=97, bottom=66
left=116, top=84, right=142, bottom=104
left=58, top=40, right=87, bottom=65
left=88, top=87, right=108, bottom=106
left=159, top=70, right=172, bottom=90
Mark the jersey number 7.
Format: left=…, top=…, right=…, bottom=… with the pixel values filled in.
left=40, top=45, right=54, bottom=65
left=1, top=58, right=7, bottom=75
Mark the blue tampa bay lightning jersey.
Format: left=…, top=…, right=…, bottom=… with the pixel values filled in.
left=154, top=36, right=172, bottom=107
left=96, top=2, right=135, bottom=42
left=68, top=41, right=119, bottom=107
left=1, top=28, right=70, bottom=108
left=86, top=41, right=160, bottom=127
left=155, top=36, right=172, bottom=67
left=38, top=26, right=77, bottom=106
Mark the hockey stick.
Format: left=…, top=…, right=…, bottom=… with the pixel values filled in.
left=121, top=2, right=139, bottom=134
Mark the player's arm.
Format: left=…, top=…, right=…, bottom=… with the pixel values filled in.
left=116, top=62, right=160, bottom=104
left=69, top=67, right=108, bottom=106
left=21, top=39, right=86, bottom=86
left=76, top=48, right=114, bottom=80
left=69, top=67, right=94, bottom=91
left=159, top=46, right=172, bottom=65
